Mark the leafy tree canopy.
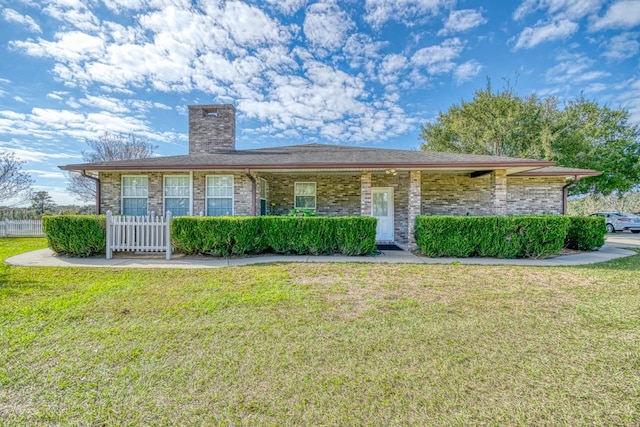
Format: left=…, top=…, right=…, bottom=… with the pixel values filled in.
left=420, top=80, right=640, bottom=196
left=30, top=191, right=56, bottom=216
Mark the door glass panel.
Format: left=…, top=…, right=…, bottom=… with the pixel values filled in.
left=373, top=192, right=388, bottom=216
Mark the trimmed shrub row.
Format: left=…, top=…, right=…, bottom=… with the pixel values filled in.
left=415, top=215, right=599, bottom=259
left=172, top=216, right=377, bottom=256
left=42, top=215, right=106, bottom=257
left=565, top=216, right=606, bottom=251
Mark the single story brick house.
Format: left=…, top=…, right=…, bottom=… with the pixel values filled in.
left=61, top=104, right=600, bottom=250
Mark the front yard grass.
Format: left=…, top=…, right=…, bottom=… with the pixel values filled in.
left=1, top=238, right=639, bottom=425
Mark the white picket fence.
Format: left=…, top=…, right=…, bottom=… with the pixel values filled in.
left=106, top=211, right=172, bottom=260
left=0, top=219, right=45, bottom=237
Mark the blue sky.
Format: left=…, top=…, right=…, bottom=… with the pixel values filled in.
left=1, top=0, right=639, bottom=205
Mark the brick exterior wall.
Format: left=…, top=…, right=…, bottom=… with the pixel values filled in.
left=265, top=173, right=361, bottom=217
left=188, top=105, right=236, bottom=154
left=507, top=176, right=565, bottom=214
left=490, top=169, right=507, bottom=215
left=99, top=170, right=565, bottom=247
left=421, top=174, right=492, bottom=215
left=408, top=170, right=421, bottom=250
left=360, top=172, right=371, bottom=216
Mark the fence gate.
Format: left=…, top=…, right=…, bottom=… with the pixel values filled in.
left=106, top=211, right=172, bottom=260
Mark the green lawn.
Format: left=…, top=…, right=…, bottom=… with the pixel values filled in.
left=1, top=238, right=639, bottom=426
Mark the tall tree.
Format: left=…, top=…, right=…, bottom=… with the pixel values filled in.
left=30, top=191, right=56, bottom=216
left=420, top=82, right=640, bottom=196
left=66, top=133, right=157, bottom=202
left=0, top=151, right=34, bottom=205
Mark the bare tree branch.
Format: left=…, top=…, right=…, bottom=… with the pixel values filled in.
left=0, top=152, right=34, bottom=205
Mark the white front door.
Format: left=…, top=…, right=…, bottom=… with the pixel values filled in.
left=372, top=187, right=394, bottom=242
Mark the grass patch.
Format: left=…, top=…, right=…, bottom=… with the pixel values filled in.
left=1, top=238, right=639, bottom=425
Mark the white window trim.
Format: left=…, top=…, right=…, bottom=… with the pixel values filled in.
left=121, top=175, right=148, bottom=216
left=294, top=182, right=316, bottom=210
left=163, top=175, right=192, bottom=216
left=206, top=175, right=235, bottom=216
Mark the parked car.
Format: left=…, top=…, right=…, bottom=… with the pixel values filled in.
left=589, top=212, right=640, bottom=233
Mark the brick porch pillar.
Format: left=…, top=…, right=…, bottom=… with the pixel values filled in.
left=360, top=171, right=372, bottom=216
left=408, top=170, right=421, bottom=251
left=490, top=169, right=507, bottom=216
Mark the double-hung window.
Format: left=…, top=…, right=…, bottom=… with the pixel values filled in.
left=122, top=176, right=148, bottom=216
left=164, top=175, right=191, bottom=216
left=294, top=182, right=316, bottom=209
left=206, top=175, right=234, bottom=216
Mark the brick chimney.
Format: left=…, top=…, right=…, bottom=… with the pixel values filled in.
left=188, top=104, right=236, bottom=154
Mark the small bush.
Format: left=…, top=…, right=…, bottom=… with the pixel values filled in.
left=415, top=215, right=570, bottom=259
left=42, top=215, right=106, bottom=257
left=171, top=216, right=267, bottom=257
left=565, top=216, right=606, bottom=251
left=172, top=216, right=376, bottom=256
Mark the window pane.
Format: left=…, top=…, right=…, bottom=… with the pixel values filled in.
left=165, top=176, right=190, bottom=197
left=260, top=179, right=267, bottom=199
left=123, top=176, right=148, bottom=197
left=165, top=198, right=190, bottom=217
left=122, top=198, right=147, bottom=216
left=295, top=195, right=316, bottom=209
left=373, top=193, right=388, bottom=216
left=295, top=182, right=315, bottom=196
left=207, top=198, right=233, bottom=216
left=207, top=176, right=233, bottom=197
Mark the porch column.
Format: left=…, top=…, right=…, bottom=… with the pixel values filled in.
left=408, top=170, right=421, bottom=252
left=490, top=169, right=507, bottom=215
left=360, top=171, right=371, bottom=216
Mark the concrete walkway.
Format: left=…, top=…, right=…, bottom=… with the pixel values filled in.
left=5, top=234, right=639, bottom=269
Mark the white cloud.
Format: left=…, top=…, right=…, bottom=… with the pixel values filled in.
left=364, top=0, right=451, bottom=28
left=43, top=0, right=99, bottom=32
left=265, top=0, right=307, bottom=15
left=13, top=96, right=26, bottom=103
left=453, top=60, right=483, bottom=85
left=513, top=0, right=605, bottom=21
left=545, top=52, right=610, bottom=84
left=2, top=8, right=42, bottom=33
left=303, top=0, right=354, bottom=52
left=439, top=9, right=487, bottom=35
left=412, top=38, right=465, bottom=74
left=590, top=0, right=640, bottom=30
left=601, top=32, right=640, bottom=61
left=514, top=19, right=579, bottom=49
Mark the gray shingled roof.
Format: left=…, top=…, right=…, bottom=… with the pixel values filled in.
left=59, top=143, right=599, bottom=177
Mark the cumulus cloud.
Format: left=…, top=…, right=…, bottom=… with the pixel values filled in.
left=513, top=0, right=605, bottom=21
left=439, top=9, right=487, bottom=35
left=2, top=8, right=42, bottom=33
left=412, top=38, right=465, bottom=74
left=303, top=0, right=354, bottom=52
left=514, top=19, right=579, bottom=49
left=265, top=0, right=307, bottom=15
left=601, top=32, right=640, bottom=61
left=545, top=52, right=610, bottom=84
left=453, top=60, right=483, bottom=85
left=364, top=0, right=451, bottom=28
left=590, top=0, right=640, bottom=30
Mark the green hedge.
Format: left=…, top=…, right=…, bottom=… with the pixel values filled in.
left=42, top=215, right=106, bottom=257
left=565, top=216, right=606, bottom=251
left=172, top=216, right=377, bottom=256
left=415, top=215, right=571, bottom=259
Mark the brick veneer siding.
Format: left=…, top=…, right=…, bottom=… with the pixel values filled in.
left=421, top=174, right=493, bottom=215
left=507, top=176, right=565, bottom=215
left=265, top=173, right=361, bottom=217
left=188, top=105, right=236, bottom=154
left=408, top=170, right=421, bottom=251
left=360, top=172, right=371, bottom=216
left=490, top=169, right=508, bottom=215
